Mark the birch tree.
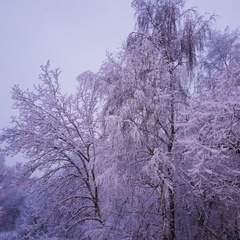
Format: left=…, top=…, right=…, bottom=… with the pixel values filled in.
left=97, top=1, right=212, bottom=238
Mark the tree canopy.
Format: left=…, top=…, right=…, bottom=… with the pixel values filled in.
left=0, top=1, right=240, bottom=239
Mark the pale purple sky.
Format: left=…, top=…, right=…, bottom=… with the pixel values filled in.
left=0, top=0, right=240, bottom=165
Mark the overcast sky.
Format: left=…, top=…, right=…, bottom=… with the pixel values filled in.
left=0, top=0, right=240, bottom=165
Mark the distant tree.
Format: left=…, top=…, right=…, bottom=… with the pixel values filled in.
left=0, top=188, right=24, bottom=232
left=0, top=155, right=6, bottom=186
left=0, top=156, right=24, bottom=233
left=202, top=27, right=240, bottom=75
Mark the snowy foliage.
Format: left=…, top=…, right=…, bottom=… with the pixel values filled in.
left=0, top=1, right=240, bottom=240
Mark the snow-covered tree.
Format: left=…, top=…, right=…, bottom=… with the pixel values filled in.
left=0, top=1, right=239, bottom=240
left=96, top=1, right=213, bottom=239
left=179, top=28, right=240, bottom=239
left=0, top=62, right=103, bottom=239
